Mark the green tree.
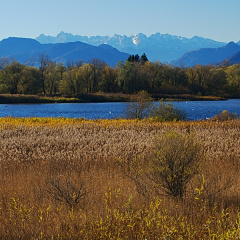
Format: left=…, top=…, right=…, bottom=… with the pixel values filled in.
left=117, top=61, right=137, bottom=93
left=18, top=66, right=42, bottom=94
left=0, top=61, right=24, bottom=94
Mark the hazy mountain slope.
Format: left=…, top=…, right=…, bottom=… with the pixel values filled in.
left=36, top=32, right=226, bottom=63
left=0, top=37, right=45, bottom=56
left=226, top=50, right=240, bottom=64
left=0, top=37, right=129, bottom=66
left=172, top=42, right=240, bottom=67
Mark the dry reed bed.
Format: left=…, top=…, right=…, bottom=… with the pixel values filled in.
left=0, top=118, right=240, bottom=238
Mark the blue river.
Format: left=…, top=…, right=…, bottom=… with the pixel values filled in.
left=0, top=99, right=239, bottom=120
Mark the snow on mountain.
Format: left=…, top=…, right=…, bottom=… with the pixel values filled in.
left=36, top=32, right=226, bottom=63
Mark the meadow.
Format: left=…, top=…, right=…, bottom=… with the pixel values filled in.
left=0, top=117, right=240, bottom=239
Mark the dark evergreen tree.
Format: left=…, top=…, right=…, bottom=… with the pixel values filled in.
left=134, top=54, right=140, bottom=62
left=127, top=55, right=132, bottom=62
left=140, top=53, right=149, bottom=64
left=127, top=54, right=141, bottom=63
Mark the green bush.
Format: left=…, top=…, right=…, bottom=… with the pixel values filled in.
left=148, top=131, right=202, bottom=198
left=124, top=91, right=187, bottom=121
left=150, top=102, right=187, bottom=122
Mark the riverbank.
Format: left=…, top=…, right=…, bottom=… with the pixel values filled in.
left=0, top=93, right=227, bottom=104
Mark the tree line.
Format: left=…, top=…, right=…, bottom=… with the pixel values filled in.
left=0, top=53, right=240, bottom=97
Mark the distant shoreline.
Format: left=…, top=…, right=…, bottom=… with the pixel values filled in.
left=0, top=93, right=228, bottom=104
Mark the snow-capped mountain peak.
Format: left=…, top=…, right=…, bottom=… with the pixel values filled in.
left=36, top=32, right=227, bottom=62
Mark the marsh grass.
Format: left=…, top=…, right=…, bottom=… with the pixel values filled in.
left=0, top=118, right=239, bottom=238
left=0, top=93, right=131, bottom=104
left=0, top=94, right=81, bottom=104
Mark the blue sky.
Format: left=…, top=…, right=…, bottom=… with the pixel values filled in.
left=0, top=0, right=239, bottom=42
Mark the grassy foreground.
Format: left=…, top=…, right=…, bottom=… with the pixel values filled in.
left=0, top=117, right=240, bottom=239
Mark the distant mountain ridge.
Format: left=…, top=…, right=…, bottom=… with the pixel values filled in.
left=226, top=50, right=240, bottom=65
left=1, top=34, right=240, bottom=68
left=172, top=41, right=240, bottom=67
left=36, top=32, right=227, bottom=63
left=0, top=37, right=129, bottom=66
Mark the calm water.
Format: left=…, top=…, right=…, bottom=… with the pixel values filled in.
left=0, top=99, right=239, bottom=120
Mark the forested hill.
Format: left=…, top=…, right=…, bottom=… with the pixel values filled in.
left=0, top=37, right=129, bottom=66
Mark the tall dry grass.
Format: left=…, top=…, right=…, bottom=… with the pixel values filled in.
left=0, top=117, right=239, bottom=239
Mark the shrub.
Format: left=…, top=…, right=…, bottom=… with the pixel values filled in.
left=46, top=174, right=86, bottom=210
left=148, top=131, right=202, bottom=198
left=124, top=90, right=154, bottom=119
left=124, top=91, right=186, bottom=121
left=150, top=102, right=187, bottom=122
left=212, top=110, right=238, bottom=121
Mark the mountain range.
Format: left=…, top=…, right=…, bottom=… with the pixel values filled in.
left=172, top=41, right=240, bottom=67
left=36, top=32, right=228, bottom=63
left=0, top=32, right=240, bottom=68
left=226, top=50, right=240, bottom=65
left=0, top=37, right=129, bottom=66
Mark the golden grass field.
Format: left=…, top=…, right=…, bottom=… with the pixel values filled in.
left=0, top=117, right=240, bottom=239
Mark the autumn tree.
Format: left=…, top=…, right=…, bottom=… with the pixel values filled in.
left=205, top=68, right=227, bottom=95
left=143, top=61, right=165, bottom=92
left=0, top=57, right=10, bottom=70
left=39, top=53, right=51, bottom=95
left=88, top=58, right=107, bottom=93
left=187, top=65, right=212, bottom=94
left=44, top=62, right=62, bottom=95
left=225, top=64, right=240, bottom=96
left=60, top=66, right=81, bottom=95
left=81, top=63, right=94, bottom=93
left=100, top=66, right=118, bottom=92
